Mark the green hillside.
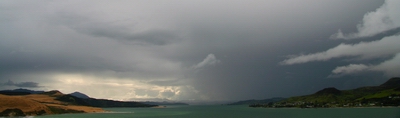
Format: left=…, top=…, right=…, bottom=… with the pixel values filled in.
left=253, top=77, right=400, bottom=108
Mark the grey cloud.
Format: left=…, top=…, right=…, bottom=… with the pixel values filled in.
left=133, top=89, right=147, bottom=96
left=74, top=25, right=179, bottom=45
left=134, top=89, right=159, bottom=97
left=282, top=0, right=400, bottom=84
left=283, top=0, right=400, bottom=85
left=0, top=7, right=184, bottom=80
left=332, top=64, right=369, bottom=74
left=0, top=0, right=389, bottom=102
left=147, top=79, right=187, bottom=86
left=192, top=54, right=220, bottom=69
left=331, top=53, right=400, bottom=77
left=4, top=80, right=41, bottom=88
left=52, top=13, right=180, bottom=45
left=160, top=90, right=175, bottom=98
left=330, top=0, right=400, bottom=39
left=282, top=35, right=400, bottom=65
left=371, top=53, right=400, bottom=76
left=128, top=98, right=169, bottom=102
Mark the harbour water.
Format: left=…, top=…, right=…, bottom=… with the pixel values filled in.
left=37, top=105, right=400, bottom=118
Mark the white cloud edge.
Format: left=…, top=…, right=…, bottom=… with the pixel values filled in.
left=192, top=53, right=221, bottom=69
left=330, top=0, right=400, bottom=40
left=281, top=34, right=400, bottom=65
left=331, top=53, right=400, bottom=77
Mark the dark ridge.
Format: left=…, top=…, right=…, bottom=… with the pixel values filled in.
left=0, top=91, right=31, bottom=95
left=315, top=87, right=341, bottom=95
left=82, top=98, right=157, bottom=108
left=0, top=108, right=25, bottom=117
left=40, top=90, right=63, bottom=96
left=55, top=95, right=91, bottom=106
left=380, top=77, right=400, bottom=88
left=142, top=101, right=189, bottom=105
left=0, top=88, right=45, bottom=95
left=55, top=94, right=157, bottom=108
left=69, top=92, right=90, bottom=99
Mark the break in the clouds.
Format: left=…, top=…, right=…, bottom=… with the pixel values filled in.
left=330, top=0, right=400, bottom=39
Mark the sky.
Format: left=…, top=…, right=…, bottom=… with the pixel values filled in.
left=1, top=0, right=399, bottom=103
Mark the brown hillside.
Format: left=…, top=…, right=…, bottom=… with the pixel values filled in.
left=0, top=92, right=105, bottom=116
left=0, top=94, right=51, bottom=116
left=41, top=90, right=64, bottom=97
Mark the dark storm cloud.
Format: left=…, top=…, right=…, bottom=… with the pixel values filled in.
left=330, top=0, right=400, bottom=39
left=76, top=26, right=178, bottom=45
left=4, top=80, right=41, bottom=88
left=180, top=0, right=388, bottom=100
left=0, top=0, right=389, bottom=102
left=283, top=0, right=400, bottom=78
left=50, top=12, right=180, bottom=45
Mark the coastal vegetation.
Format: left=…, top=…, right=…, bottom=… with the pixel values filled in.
left=249, top=77, right=400, bottom=108
left=228, top=97, right=285, bottom=105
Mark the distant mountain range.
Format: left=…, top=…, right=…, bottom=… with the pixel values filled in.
left=56, top=94, right=157, bottom=108
left=142, top=101, right=189, bottom=105
left=251, top=77, right=400, bottom=108
left=0, top=89, right=189, bottom=106
left=0, top=88, right=44, bottom=95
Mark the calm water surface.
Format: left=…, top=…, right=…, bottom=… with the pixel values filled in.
left=37, top=105, right=400, bottom=118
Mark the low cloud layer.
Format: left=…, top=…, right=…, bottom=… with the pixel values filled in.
left=4, top=80, right=41, bottom=88
left=332, top=64, right=369, bottom=74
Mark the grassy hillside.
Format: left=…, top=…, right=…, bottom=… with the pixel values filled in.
left=0, top=91, right=105, bottom=117
left=258, top=77, right=400, bottom=108
left=0, top=94, right=104, bottom=117
left=0, top=94, right=51, bottom=116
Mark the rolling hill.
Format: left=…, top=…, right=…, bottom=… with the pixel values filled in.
left=0, top=90, right=157, bottom=117
left=253, top=77, right=400, bottom=108
left=69, top=92, right=90, bottom=99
